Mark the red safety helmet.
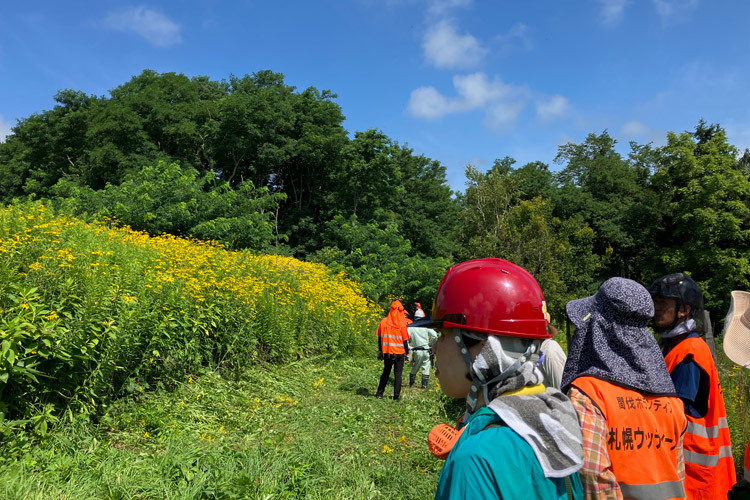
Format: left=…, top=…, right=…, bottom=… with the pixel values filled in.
left=430, top=258, right=551, bottom=339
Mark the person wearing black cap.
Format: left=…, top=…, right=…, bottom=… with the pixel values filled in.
left=649, top=273, right=735, bottom=499
left=562, top=277, right=687, bottom=500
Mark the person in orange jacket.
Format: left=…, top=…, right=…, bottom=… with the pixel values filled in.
left=375, top=300, right=410, bottom=401
left=721, top=290, right=750, bottom=499
left=649, top=273, right=735, bottom=499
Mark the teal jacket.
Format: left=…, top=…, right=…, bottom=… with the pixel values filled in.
left=434, top=407, right=583, bottom=500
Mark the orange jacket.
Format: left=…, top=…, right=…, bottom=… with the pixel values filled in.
left=664, top=336, right=736, bottom=499
left=572, top=376, right=687, bottom=500
left=377, top=300, right=409, bottom=355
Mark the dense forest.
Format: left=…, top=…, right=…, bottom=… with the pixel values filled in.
left=2, top=69, right=750, bottom=322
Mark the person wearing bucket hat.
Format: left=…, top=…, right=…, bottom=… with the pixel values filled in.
left=561, top=277, right=688, bottom=500
left=650, top=273, right=736, bottom=499
left=428, top=258, right=584, bottom=500
left=722, top=290, right=750, bottom=499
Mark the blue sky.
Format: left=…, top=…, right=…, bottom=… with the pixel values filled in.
left=2, top=0, right=749, bottom=191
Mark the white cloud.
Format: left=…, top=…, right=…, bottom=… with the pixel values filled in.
left=422, top=20, right=487, bottom=69
left=652, top=0, right=698, bottom=19
left=596, top=0, right=629, bottom=25
left=536, top=95, right=570, bottom=122
left=453, top=73, right=513, bottom=107
left=408, top=86, right=456, bottom=120
left=408, top=72, right=529, bottom=132
left=0, top=114, right=12, bottom=143
left=103, top=6, right=182, bottom=47
left=427, top=0, right=472, bottom=17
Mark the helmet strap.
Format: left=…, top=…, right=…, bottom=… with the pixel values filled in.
left=455, top=330, right=540, bottom=414
left=453, top=329, right=484, bottom=414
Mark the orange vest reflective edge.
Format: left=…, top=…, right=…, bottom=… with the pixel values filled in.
left=664, top=337, right=736, bottom=499
left=572, top=376, right=687, bottom=500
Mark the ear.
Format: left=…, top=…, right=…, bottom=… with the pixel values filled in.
left=678, top=304, right=692, bottom=319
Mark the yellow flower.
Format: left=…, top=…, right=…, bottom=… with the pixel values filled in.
left=313, top=377, right=324, bottom=389
left=381, top=444, right=394, bottom=454
left=140, top=419, right=145, bottom=426
left=400, top=435, right=407, bottom=443
left=188, top=376, right=193, bottom=383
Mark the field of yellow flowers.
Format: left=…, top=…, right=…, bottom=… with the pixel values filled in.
left=0, top=202, right=380, bottom=435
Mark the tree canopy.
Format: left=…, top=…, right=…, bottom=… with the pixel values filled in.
left=2, top=70, right=749, bottom=324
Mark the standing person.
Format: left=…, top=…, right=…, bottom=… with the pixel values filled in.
left=562, top=277, right=688, bottom=500
left=649, top=273, right=735, bottom=499
left=375, top=300, right=410, bottom=401
left=428, top=258, right=584, bottom=500
left=407, top=323, right=437, bottom=388
left=539, top=337, right=567, bottom=390
left=721, top=290, right=750, bottom=499
left=414, top=302, right=426, bottom=319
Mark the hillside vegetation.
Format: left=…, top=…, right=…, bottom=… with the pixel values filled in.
left=0, top=202, right=377, bottom=434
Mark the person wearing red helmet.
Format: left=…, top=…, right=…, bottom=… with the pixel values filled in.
left=427, top=258, right=584, bottom=500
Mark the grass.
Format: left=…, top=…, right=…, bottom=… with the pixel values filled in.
left=0, top=356, right=460, bottom=499
left=716, top=338, right=749, bottom=479
left=0, top=336, right=747, bottom=498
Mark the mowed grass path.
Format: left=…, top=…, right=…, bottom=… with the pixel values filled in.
left=0, top=337, right=747, bottom=499
left=0, top=357, right=459, bottom=500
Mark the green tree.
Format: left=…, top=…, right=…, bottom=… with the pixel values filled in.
left=312, top=215, right=448, bottom=308
left=647, top=121, right=750, bottom=314
left=553, top=131, right=657, bottom=280
left=455, top=159, right=596, bottom=320
left=51, top=161, right=285, bottom=251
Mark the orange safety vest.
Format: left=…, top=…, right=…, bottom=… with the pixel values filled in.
left=572, top=376, right=687, bottom=500
left=376, top=321, right=408, bottom=355
left=664, top=336, right=736, bottom=499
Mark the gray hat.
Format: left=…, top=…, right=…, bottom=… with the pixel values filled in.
left=561, top=277, right=676, bottom=396
left=567, top=277, right=654, bottom=327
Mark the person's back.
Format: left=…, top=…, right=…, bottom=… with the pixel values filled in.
left=435, top=407, right=582, bottom=500
left=563, top=277, right=687, bottom=499
left=407, top=326, right=437, bottom=388
left=539, top=338, right=566, bottom=389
